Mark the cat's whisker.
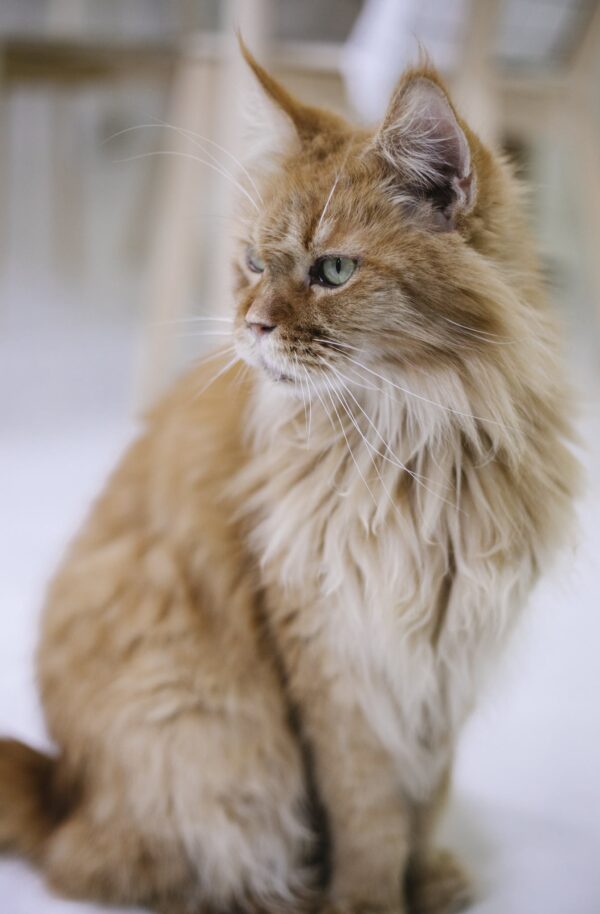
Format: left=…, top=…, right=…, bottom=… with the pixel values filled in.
left=298, top=362, right=312, bottom=447
left=316, top=171, right=342, bottom=236
left=330, top=382, right=406, bottom=523
left=326, top=363, right=381, bottom=393
left=305, top=369, right=337, bottom=436
left=152, top=118, right=265, bottom=207
left=327, top=364, right=460, bottom=512
left=195, top=353, right=240, bottom=398
left=326, top=361, right=434, bottom=484
left=102, top=123, right=162, bottom=144
left=302, top=366, right=313, bottom=443
left=198, top=345, right=236, bottom=364
left=328, top=383, right=409, bottom=525
left=315, top=145, right=352, bottom=237
left=324, top=360, right=473, bottom=461
left=439, top=315, right=526, bottom=345
left=293, top=355, right=309, bottom=445
left=104, top=121, right=263, bottom=210
left=331, top=376, right=463, bottom=528
left=197, top=213, right=252, bottom=224
left=115, top=151, right=260, bottom=213
left=318, top=323, right=522, bottom=352
left=154, top=316, right=234, bottom=327
left=313, top=336, right=358, bottom=352
left=319, top=370, right=379, bottom=510
left=321, top=346, right=518, bottom=433
left=176, top=332, right=233, bottom=341
left=231, top=360, right=251, bottom=391
left=305, top=371, right=350, bottom=498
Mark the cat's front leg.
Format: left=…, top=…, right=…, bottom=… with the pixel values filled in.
left=305, top=691, right=408, bottom=913
left=405, top=768, right=473, bottom=914
left=282, top=639, right=409, bottom=914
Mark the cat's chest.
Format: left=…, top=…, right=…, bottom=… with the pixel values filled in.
left=271, top=501, right=453, bottom=798
left=320, top=585, right=450, bottom=792
left=258, top=465, right=452, bottom=737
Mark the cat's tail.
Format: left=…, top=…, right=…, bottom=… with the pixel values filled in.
left=0, top=738, right=61, bottom=863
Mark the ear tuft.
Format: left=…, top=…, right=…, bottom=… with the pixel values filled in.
left=241, top=62, right=300, bottom=169
left=239, top=35, right=348, bottom=148
left=376, top=74, right=475, bottom=229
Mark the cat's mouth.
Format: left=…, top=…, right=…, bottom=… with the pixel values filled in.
left=259, top=356, right=294, bottom=384
left=235, top=324, right=301, bottom=385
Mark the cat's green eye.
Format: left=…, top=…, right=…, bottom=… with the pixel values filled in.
left=246, top=247, right=265, bottom=274
left=313, top=256, right=356, bottom=288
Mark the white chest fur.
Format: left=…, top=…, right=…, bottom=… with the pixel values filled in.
left=239, top=384, right=535, bottom=800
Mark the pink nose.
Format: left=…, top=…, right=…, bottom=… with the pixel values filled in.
left=246, top=319, right=276, bottom=337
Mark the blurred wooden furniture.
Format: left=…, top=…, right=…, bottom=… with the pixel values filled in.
left=0, top=0, right=274, bottom=404
left=0, top=35, right=176, bottom=277
left=495, top=0, right=600, bottom=323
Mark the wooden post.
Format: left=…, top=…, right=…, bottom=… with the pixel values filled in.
left=132, top=48, right=212, bottom=408
left=452, top=0, right=502, bottom=148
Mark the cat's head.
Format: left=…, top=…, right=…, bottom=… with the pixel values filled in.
left=232, top=42, right=530, bottom=402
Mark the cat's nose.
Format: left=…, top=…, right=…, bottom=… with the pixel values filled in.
left=246, top=318, right=276, bottom=337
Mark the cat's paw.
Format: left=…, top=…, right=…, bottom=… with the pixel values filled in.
left=405, top=848, right=473, bottom=914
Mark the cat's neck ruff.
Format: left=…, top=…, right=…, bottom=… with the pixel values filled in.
left=247, top=358, right=516, bottom=498
left=243, top=365, right=492, bottom=595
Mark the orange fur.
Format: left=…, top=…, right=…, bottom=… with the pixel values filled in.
left=0, top=48, right=579, bottom=914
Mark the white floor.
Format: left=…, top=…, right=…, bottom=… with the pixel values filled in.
left=1, top=280, right=599, bottom=914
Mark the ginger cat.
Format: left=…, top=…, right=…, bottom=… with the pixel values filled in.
left=0, top=45, right=578, bottom=914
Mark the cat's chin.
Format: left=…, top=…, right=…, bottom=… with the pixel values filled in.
left=256, top=359, right=310, bottom=401
left=260, top=360, right=294, bottom=384
left=260, top=367, right=307, bottom=404
left=236, top=341, right=311, bottom=400
left=238, top=346, right=296, bottom=387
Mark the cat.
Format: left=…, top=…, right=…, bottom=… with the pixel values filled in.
left=0, top=42, right=579, bottom=914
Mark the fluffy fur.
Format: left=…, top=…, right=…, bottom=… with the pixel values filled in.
left=0, top=46, right=579, bottom=914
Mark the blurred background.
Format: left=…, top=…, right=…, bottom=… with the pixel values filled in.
left=0, top=2, right=599, bottom=912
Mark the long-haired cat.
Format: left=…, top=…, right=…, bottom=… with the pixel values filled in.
left=0, top=44, right=579, bottom=914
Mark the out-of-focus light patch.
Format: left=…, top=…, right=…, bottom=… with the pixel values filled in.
left=343, top=0, right=588, bottom=121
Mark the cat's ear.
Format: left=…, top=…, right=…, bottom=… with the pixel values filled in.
left=375, top=72, right=476, bottom=230
left=239, top=36, right=346, bottom=154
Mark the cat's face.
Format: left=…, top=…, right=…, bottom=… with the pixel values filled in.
left=233, top=50, right=510, bottom=397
